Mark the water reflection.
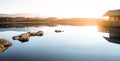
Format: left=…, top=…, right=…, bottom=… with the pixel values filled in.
left=1, top=26, right=120, bottom=61
left=99, top=27, right=120, bottom=44
left=0, top=23, right=57, bottom=28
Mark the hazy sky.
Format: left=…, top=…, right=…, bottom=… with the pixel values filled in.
left=0, top=0, right=120, bottom=18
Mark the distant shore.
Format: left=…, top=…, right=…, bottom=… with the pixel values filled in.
left=0, top=17, right=105, bottom=27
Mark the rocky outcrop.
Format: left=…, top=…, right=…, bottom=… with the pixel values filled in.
left=0, top=39, right=12, bottom=51
left=13, top=32, right=31, bottom=42
left=12, top=31, right=44, bottom=42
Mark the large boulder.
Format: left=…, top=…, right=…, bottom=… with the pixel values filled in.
left=0, top=39, right=12, bottom=51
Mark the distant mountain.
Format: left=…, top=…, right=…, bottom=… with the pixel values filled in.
left=0, top=14, right=11, bottom=17
left=0, top=13, right=43, bottom=18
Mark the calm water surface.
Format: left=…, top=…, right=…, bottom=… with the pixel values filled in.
left=0, top=25, right=120, bottom=61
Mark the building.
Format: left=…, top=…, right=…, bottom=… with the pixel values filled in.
left=97, top=9, right=120, bottom=28
left=104, top=9, right=120, bottom=21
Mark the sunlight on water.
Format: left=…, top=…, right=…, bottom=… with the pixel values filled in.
left=0, top=26, right=120, bottom=61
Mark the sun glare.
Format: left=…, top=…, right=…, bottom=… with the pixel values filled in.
left=0, top=0, right=120, bottom=18
left=36, top=0, right=115, bottom=18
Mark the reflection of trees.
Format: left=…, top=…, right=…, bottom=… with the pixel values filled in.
left=0, top=23, right=57, bottom=28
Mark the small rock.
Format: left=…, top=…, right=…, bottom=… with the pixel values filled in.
left=55, top=30, right=64, bottom=33
left=30, top=31, right=44, bottom=36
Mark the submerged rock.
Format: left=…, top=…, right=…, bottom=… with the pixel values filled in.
left=0, top=39, right=12, bottom=51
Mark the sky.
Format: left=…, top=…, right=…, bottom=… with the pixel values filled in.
left=0, top=0, right=120, bottom=18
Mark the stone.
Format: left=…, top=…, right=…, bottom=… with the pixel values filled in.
left=55, top=30, right=64, bottom=33
left=30, top=31, right=44, bottom=36
left=0, top=39, right=12, bottom=51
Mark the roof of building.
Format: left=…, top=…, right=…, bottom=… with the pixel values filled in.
left=103, top=9, right=120, bottom=16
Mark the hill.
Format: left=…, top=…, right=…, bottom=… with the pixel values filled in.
left=0, top=13, right=43, bottom=18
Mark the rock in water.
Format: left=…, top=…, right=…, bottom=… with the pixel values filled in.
left=12, top=36, right=20, bottom=40
left=30, top=31, right=44, bottom=36
left=55, top=30, right=64, bottom=33
left=0, top=39, right=12, bottom=51
left=12, top=32, right=31, bottom=42
left=0, top=39, right=12, bottom=47
left=18, top=32, right=31, bottom=42
left=12, top=31, right=44, bottom=42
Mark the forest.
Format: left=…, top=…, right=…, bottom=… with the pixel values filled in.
left=0, top=17, right=105, bottom=27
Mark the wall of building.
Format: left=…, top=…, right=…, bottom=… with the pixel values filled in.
left=109, top=16, right=120, bottom=21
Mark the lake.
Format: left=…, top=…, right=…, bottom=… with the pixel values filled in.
left=0, top=25, right=120, bottom=61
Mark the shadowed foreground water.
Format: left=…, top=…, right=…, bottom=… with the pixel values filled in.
left=0, top=26, right=120, bottom=61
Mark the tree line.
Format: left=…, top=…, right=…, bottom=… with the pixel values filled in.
left=0, top=17, right=105, bottom=26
